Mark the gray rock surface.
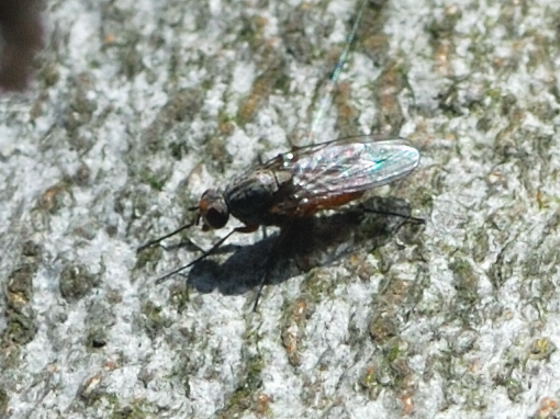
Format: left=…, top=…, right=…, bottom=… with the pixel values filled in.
left=1, top=0, right=560, bottom=417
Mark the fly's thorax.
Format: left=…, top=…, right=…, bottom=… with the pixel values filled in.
left=225, top=169, right=292, bottom=226
left=199, top=189, right=229, bottom=229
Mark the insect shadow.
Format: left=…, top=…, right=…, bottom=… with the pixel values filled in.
left=184, top=196, right=420, bottom=299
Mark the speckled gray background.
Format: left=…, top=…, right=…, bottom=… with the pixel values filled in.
left=1, top=0, right=560, bottom=417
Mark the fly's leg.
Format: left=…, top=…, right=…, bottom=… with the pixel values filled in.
left=252, top=224, right=293, bottom=312
left=155, top=224, right=258, bottom=284
left=251, top=246, right=277, bottom=312
left=137, top=220, right=197, bottom=252
left=137, top=206, right=200, bottom=252
left=357, top=204, right=425, bottom=225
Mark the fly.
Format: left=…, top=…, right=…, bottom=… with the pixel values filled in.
left=138, top=0, right=423, bottom=310
left=137, top=136, right=422, bottom=309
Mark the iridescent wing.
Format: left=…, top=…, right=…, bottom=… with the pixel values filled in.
left=265, top=137, right=420, bottom=214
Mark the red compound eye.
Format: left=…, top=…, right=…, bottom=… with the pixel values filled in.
left=199, top=189, right=229, bottom=229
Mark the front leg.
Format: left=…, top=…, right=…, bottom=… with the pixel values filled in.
left=252, top=223, right=294, bottom=311
left=155, top=224, right=258, bottom=284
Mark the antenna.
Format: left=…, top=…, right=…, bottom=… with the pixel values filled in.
left=308, top=0, right=368, bottom=139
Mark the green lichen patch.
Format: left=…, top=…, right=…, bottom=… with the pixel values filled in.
left=2, top=311, right=38, bottom=346
left=0, top=388, right=8, bottom=418
left=358, top=338, right=415, bottom=406
left=218, top=354, right=267, bottom=418
left=6, top=263, right=36, bottom=310
left=236, top=64, right=287, bottom=126
left=528, top=338, right=556, bottom=361
left=280, top=297, right=314, bottom=367
left=59, top=264, right=99, bottom=302
left=36, top=181, right=73, bottom=214
left=141, top=301, right=173, bottom=339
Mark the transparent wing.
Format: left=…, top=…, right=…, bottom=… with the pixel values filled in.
left=277, top=137, right=420, bottom=202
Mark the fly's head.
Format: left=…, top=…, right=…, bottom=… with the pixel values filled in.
left=199, top=189, right=229, bottom=230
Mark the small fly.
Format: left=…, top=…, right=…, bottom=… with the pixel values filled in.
left=138, top=136, right=422, bottom=309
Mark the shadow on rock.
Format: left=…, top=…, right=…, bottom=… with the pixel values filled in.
left=186, top=196, right=421, bottom=297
